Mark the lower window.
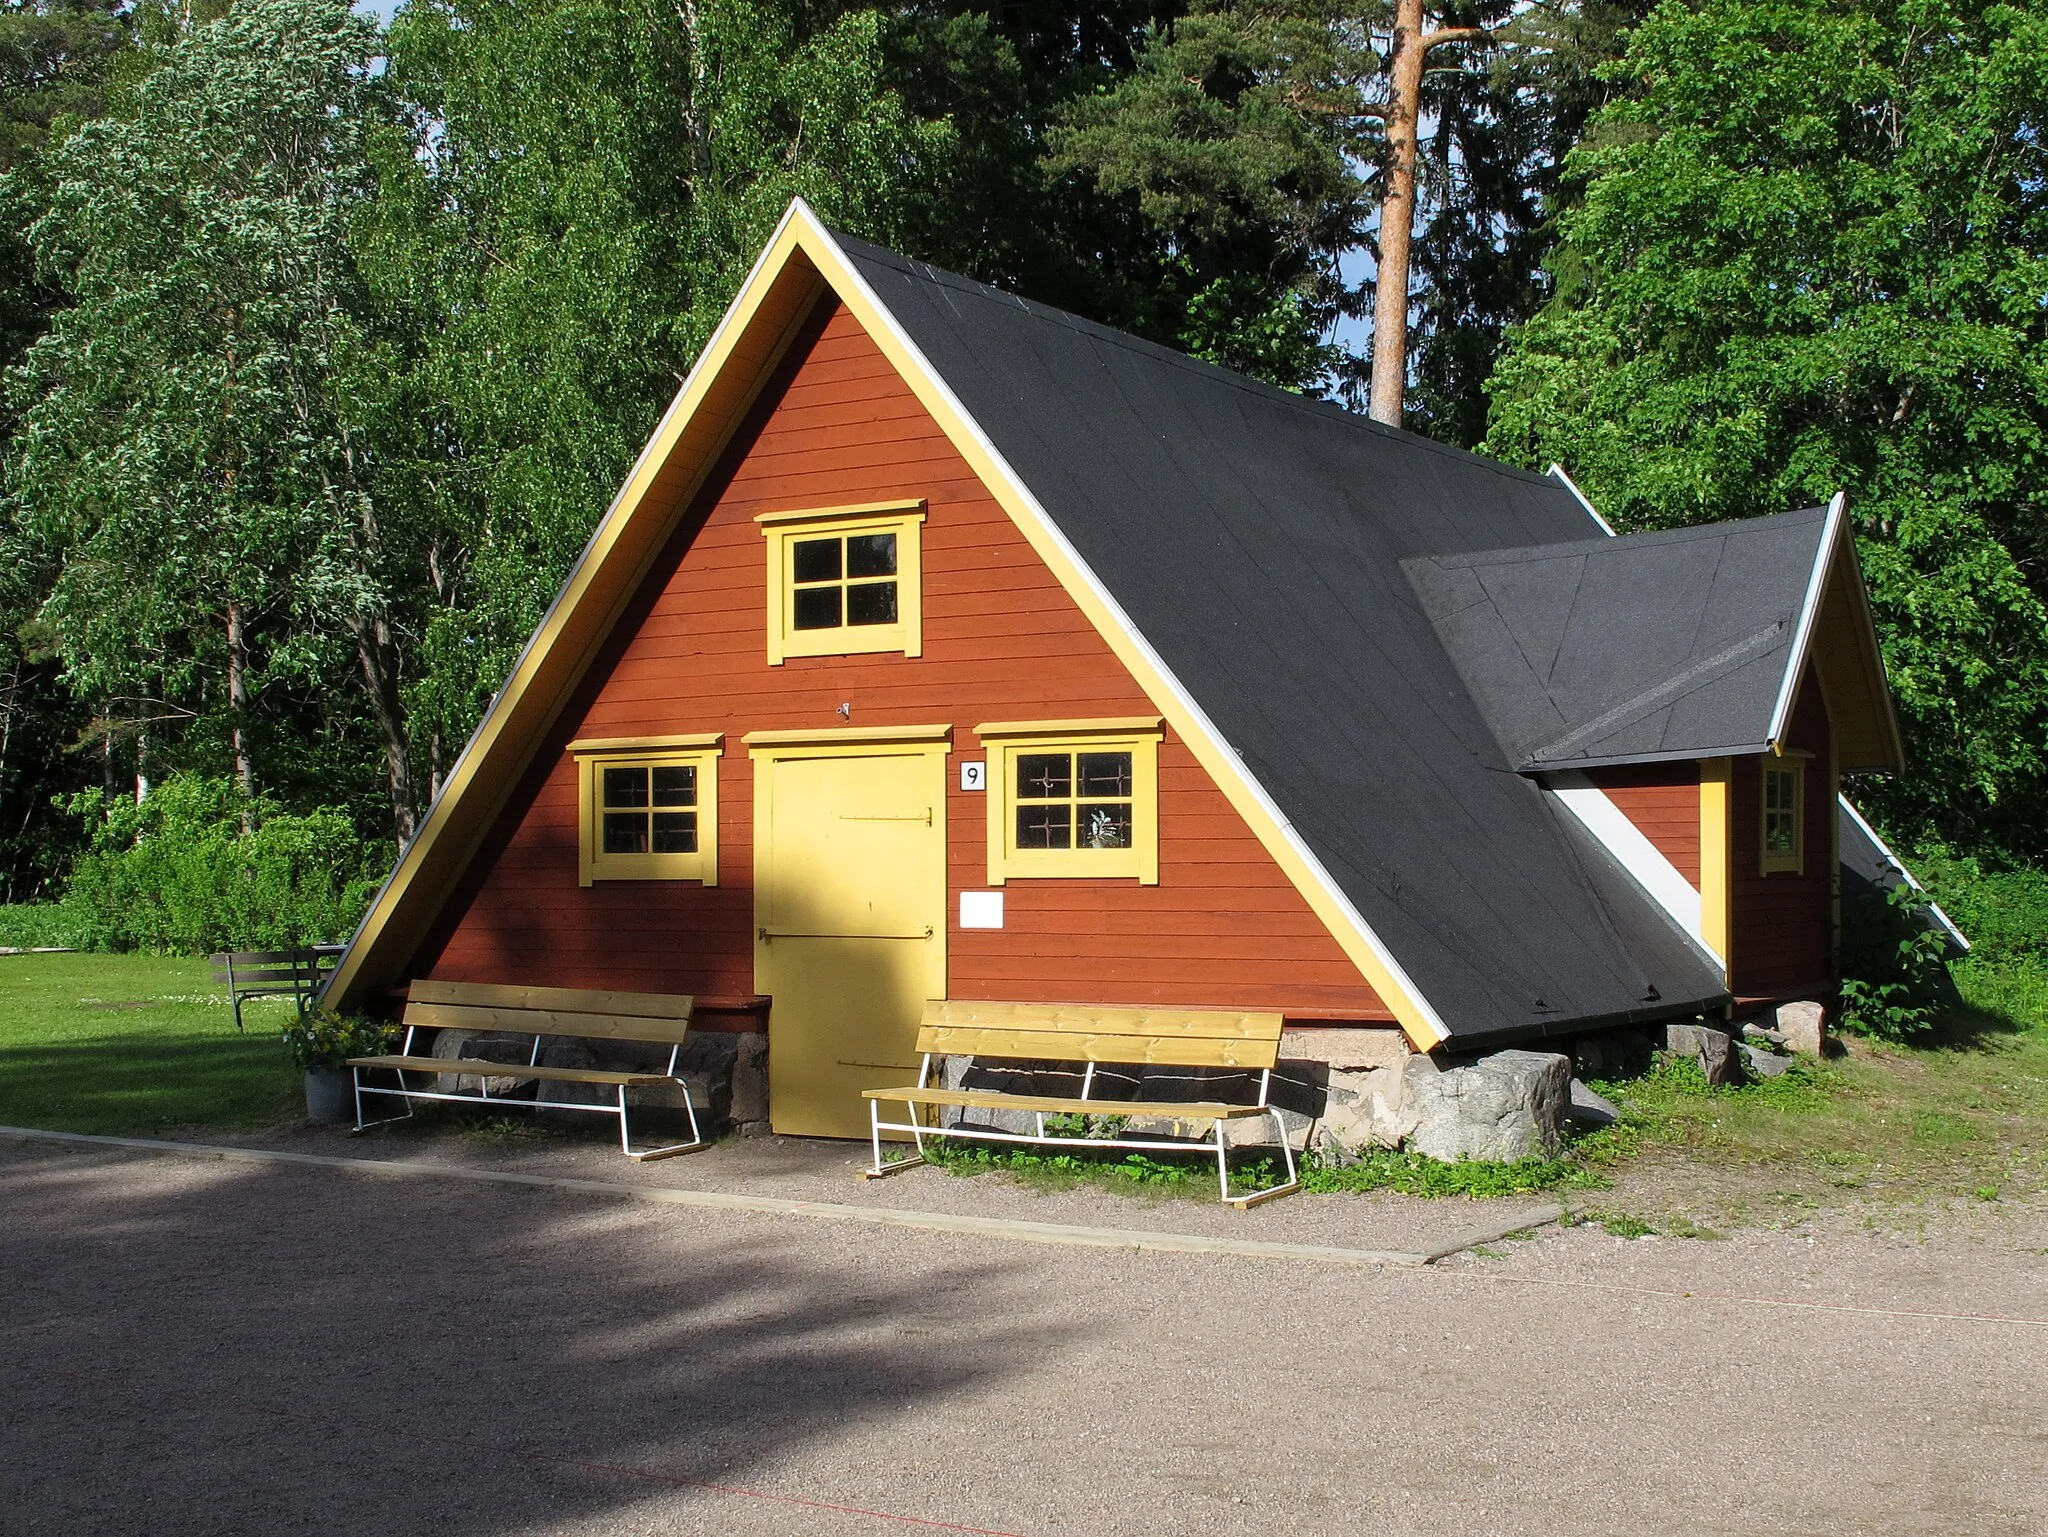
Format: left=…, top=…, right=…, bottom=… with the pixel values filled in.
left=573, top=739, right=721, bottom=885
left=978, top=719, right=1160, bottom=884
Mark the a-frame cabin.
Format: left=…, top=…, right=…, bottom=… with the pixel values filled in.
left=326, top=202, right=1904, bottom=1138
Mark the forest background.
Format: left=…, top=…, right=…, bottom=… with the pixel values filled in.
left=0, top=0, right=2041, bottom=965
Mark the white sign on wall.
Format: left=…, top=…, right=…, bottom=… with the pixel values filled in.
left=958, top=891, right=1004, bottom=929
left=959, top=760, right=986, bottom=791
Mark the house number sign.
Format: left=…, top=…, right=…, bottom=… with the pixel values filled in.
left=959, top=761, right=986, bottom=791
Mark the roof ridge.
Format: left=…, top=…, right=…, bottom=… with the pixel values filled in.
left=1420, top=504, right=1832, bottom=567
left=831, top=230, right=1565, bottom=496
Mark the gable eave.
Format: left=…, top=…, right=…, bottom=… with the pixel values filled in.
left=324, top=210, right=830, bottom=1012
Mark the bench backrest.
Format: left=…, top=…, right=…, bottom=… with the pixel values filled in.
left=915, top=1000, right=1284, bottom=1071
left=210, top=950, right=328, bottom=988
left=402, top=979, right=695, bottom=1047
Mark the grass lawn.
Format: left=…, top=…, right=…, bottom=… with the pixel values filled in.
left=1576, top=955, right=2048, bottom=1231
left=2, top=949, right=2044, bottom=1229
left=0, top=952, right=301, bottom=1136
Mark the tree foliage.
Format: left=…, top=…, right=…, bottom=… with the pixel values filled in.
left=5, top=0, right=429, bottom=841
left=1486, top=0, right=2048, bottom=856
left=371, top=0, right=956, bottom=782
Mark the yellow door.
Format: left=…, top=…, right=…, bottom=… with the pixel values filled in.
left=755, top=744, right=947, bottom=1138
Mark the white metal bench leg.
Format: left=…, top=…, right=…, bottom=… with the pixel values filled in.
left=350, top=1065, right=418, bottom=1133
left=862, top=1096, right=928, bottom=1179
left=619, top=1079, right=709, bottom=1162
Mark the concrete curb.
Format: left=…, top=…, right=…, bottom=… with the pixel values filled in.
left=0, top=1124, right=1553, bottom=1268
left=1420, top=1202, right=1569, bottom=1263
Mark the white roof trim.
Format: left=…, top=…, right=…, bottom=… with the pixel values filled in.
left=1766, top=491, right=1846, bottom=749
left=1548, top=771, right=1721, bottom=968
left=799, top=205, right=1456, bottom=1045
left=1838, top=793, right=1970, bottom=951
left=1547, top=464, right=1616, bottom=537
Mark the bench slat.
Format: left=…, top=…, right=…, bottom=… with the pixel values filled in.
left=211, top=949, right=331, bottom=966
left=922, top=1000, right=1283, bottom=1041
left=400, top=1000, right=693, bottom=1046
left=913, top=1025, right=1279, bottom=1070
left=211, top=967, right=319, bottom=985
left=409, top=979, right=693, bottom=1021
left=346, top=1055, right=672, bottom=1086
left=862, top=1085, right=1269, bottom=1120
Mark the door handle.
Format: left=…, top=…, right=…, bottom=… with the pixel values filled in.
left=757, top=926, right=935, bottom=942
left=837, top=809, right=933, bottom=825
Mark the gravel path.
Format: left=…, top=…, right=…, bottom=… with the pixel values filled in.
left=3, top=1138, right=2044, bottom=1536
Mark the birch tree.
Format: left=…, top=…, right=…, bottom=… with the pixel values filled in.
left=7, top=0, right=428, bottom=842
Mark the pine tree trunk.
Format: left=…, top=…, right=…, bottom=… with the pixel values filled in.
left=1371, top=0, right=1429, bottom=428
left=226, top=603, right=254, bottom=831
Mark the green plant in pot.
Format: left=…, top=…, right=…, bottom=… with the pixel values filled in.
left=283, top=1011, right=397, bottom=1123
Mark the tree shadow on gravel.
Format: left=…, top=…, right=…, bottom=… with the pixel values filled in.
left=0, top=1144, right=1082, bottom=1536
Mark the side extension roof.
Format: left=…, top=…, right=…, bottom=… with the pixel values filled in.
left=1406, top=510, right=1859, bottom=771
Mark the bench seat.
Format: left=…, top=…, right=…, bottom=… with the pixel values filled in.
left=861, top=1085, right=1270, bottom=1120
left=347, top=1055, right=673, bottom=1087
left=348, top=980, right=705, bottom=1159
left=864, top=1000, right=1299, bottom=1206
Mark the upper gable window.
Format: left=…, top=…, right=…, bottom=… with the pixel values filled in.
left=976, top=718, right=1162, bottom=885
left=1760, top=758, right=1805, bottom=875
left=758, top=501, right=925, bottom=664
left=571, top=734, right=722, bottom=886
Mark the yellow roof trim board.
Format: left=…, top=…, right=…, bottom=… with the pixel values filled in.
left=324, top=199, right=1451, bottom=1048
left=753, top=499, right=927, bottom=526
left=568, top=732, right=725, bottom=754
left=974, top=717, right=1163, bottom=738
left=322, top=207, right=828, bottom=1010
left=741, top=723, right=953, bottom=748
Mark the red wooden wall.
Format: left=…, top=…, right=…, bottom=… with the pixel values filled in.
left=1586, top=763, right=1703, bottom=887
left=404, top=297, right=1389, bottom=1020
left=1728, top=674, right=1836, bottom=997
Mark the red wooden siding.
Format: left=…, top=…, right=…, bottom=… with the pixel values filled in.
left=1585, top=762, right=1703, bottom=888
left=1727, top=673, right=1836, bottom=997
left=405, top=298, right=1388, bottom=1019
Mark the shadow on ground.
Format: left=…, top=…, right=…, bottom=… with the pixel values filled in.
left=0, top=1144, right=1076, bottom=1535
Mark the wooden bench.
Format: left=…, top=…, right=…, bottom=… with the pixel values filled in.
left=862, top=1001, right=1299, bottom=1207
left=210, top=946, right=345, bottom=1033
left=345, top=980, right=705, bottom=1160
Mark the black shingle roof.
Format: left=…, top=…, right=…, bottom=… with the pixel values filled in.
left=840, top=236, right=1731, bottom=1046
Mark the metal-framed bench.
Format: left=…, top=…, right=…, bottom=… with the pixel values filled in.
left=862, top=1000, right=1298, bottom=1207
left=345, top=979, right=706, bottom=1160
left=210, top=946, right=345, bottom=1033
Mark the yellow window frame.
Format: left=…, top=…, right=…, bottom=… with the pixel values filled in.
left=758, top=501, right=925, bottom=664
left=572, top=733, right=723, bottom=886
left=977, top=718, right=1161, bottom=885
left=1760, top=756, right=1805, bottom=875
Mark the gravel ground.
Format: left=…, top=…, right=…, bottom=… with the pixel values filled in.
left=3, top=1137, right=2045, bottom=1536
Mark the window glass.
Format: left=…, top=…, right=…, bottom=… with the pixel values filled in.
left=1763, top=764, right=1800, bottom=863
left=792, top=538, right=841, bottom=584
left=790, top=531, right=898, bottom=632
left=1013, top=751, right=1133, bottom=853
left=601, top=763, right=697, bottom=857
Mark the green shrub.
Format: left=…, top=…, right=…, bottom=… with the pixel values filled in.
left=1838, top=881, right=1952, bottom=1041
left=60, top=776, right=384, bottom=955
left=0, top=902, right=89, bottom=949
left=1908, top=848, right=2048, bottom=964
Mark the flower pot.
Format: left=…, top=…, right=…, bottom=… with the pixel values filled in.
left=304, top=1068, right=352, bottom=1124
